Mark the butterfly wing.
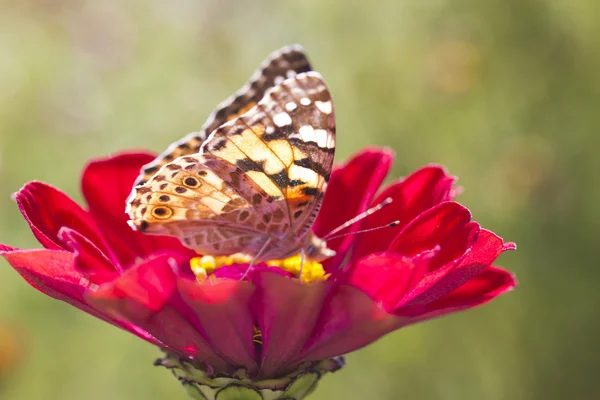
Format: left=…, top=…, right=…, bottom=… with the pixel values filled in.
left=127, top=153, right=285, bottom=256
left=201, top=71, right=335, bottom=241
left=134, top=45, right=312, bottom=186
left=127, top=72, right=335, bottom=259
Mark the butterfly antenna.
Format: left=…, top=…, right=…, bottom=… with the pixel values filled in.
left=323, top=197, right=394, bottom=240
left=325, top=220, right=400, bottom=241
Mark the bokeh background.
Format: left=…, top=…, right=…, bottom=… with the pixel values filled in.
left=0, top=1, right=598, bottom=399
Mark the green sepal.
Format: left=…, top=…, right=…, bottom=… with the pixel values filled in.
left=155, top=353, right=344, bottom=400
left=215, top=385, right=263, bottom=400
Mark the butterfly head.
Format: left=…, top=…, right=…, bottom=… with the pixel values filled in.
left=304, top=233, right=336, bottom=262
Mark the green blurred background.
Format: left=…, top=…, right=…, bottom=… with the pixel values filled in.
left=0, top=0, right=598, bottom=399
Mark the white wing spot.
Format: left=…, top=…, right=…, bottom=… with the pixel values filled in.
left=300, top=97, right=311, bottom=106
left=315, top=129, right=329, bottom=147
left=274, top=76, right=284, bottom=85
left=299, top=125, right=317, bottom=142
left=273, top=112, right=292, bottom=127
left=315, top=100, right=333, bottom=114
left=285, top=102, right=298, bottom=112
left=327, top=134, right=336, bottom=149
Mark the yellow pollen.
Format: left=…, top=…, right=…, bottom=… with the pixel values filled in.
left=189, top=253, right=329, bottom=283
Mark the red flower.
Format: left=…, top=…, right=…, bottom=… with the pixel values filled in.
left=0, top=148, right=515, bottom=380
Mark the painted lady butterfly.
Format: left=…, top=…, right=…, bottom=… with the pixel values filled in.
left=126, top=45, right=336, bottom=262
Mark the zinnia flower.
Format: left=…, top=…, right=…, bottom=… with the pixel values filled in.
left=0, top=148, right=515, bottom=400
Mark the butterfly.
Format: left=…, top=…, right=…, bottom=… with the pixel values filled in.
left=133, top=45, right=314, bottom=187
left=126, top=45, right=336, bottom=262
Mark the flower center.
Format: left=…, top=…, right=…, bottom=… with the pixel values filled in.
left=253, top=326, right=262, bottom=345
left=189, top=253, right=329, bottom=283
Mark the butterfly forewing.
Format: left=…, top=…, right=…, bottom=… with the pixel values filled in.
left=201, top=71, right=335, bottom=240
left=134, top=45, right=312, bottom=187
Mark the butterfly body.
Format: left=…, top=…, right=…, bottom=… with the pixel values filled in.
left=127, top=46, right=336, bottom=262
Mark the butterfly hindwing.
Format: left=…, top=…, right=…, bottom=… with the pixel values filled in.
left=134, top=45, right=313, bottom=187
left=127, top=153, right=288, bottom=256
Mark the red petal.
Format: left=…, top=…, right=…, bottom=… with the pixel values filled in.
left=86, top=254, right=179, bottom=313
left=1, top=246, right=95, bottom=307
left=58, top=227, right=120, bottom=284
left=402, top=229, right=514, bottom=307
left=252, top=272, right=331, bottom=379
left=314, top=148, right=394, bottom=271
left=352, top=165, right=456, bottom=261
left=298, top=266, right=516, bottom=362
left=345, top=250, right=434, bottom=311
left=388, top=202, right=479, bottom=271
left=434, top=265, right=516, bottom=306
left=81, top=152, right=195, bottom=266
left=178, top=279, right=258, bottom=374
left=0, top=245, right=166, bottom=347
left=396, top=266, right=516, bottom=319
left=14, top=182, right=112, bottom=256
left=85, top=254, right=230, bottom=372
left=297, top=284, right=406, bottom=362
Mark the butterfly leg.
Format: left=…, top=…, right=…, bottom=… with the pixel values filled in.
left=241, top=237, right=273, bottom=280
left=298, top=249, right=306, bottom=281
